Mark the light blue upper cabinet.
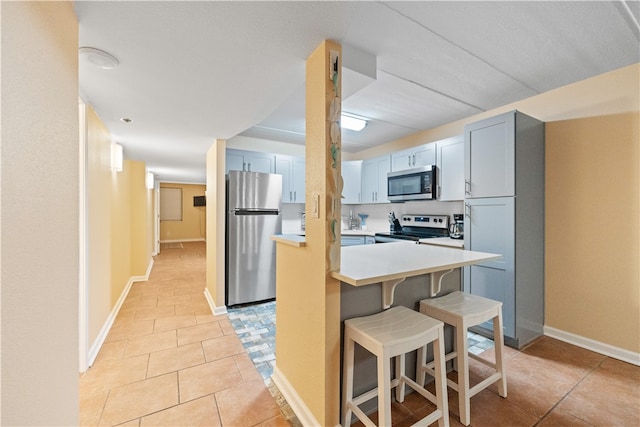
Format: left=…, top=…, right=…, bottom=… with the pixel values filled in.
left=292, top=157, right=306, bottom=203
left=226, top=149, right=275, bottom=174
left=436, top=136, right=464, bottom=201
left=342, top=160, right=362, bottom=204
left=464, top=112, right=516, bottom=198
left=275, top=154, right=305, bottom=204
left=361, top=155, right=391, bottom=204
left=391, top=142, right=436, bottom=171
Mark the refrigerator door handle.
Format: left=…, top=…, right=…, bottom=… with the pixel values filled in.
left=234, top=209, right=280, bottom=215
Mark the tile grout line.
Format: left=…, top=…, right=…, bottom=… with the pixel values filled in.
left=530, top=357, right=606, bottom=427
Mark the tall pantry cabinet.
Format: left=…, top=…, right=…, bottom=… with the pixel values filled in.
left=463, top=110, right=545, bottom=349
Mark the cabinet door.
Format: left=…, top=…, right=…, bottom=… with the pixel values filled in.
left=245, top=153, right=275, bottom=174
left=376, top=155, right=391, bottom=203
left=226, top=151, right=245, bottom=174
left=226, top=149, right=275, bottom=174
left=437, top=137, right=464, bottom=201
left=342, top=161, right=362, bottom=204
left=361, top=160, right=377, bottom=203
left=275, top=155, right=293, bottom=203
left=463, top=197, right=515, bottom=338
left=412, top=143, right=436, bottom=168
left=292, top=157, right=306, bottom=203
left=391, top=148, right=414, bottom=171
left=465, top=112, right=515, bottom=198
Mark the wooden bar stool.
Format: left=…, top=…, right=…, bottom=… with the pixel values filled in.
left=342, top=306, right=449, bottom=427
left=417, top=291, right=507, bottom=426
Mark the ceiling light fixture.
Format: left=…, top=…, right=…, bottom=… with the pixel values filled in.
left=120, top=117, right=133, bottom=124
left=79, top=47, right=119, bottom=70
left=341, top=114, right=367, bottom=132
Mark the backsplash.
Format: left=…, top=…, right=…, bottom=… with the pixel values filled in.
left=342, top=201, right=464, bottom=232
left=281, top=201, right=463, bottom=233
left=281, top=203, right=305, bottom=233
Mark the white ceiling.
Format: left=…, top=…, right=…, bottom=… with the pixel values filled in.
left=75, top=1, right=639, bottom=184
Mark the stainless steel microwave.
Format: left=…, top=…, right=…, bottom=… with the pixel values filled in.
left=387, top=165, right=437, bottom=202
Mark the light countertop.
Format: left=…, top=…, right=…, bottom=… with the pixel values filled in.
left=420, top=237, right=464, bottom=249
left=281, top=229, right=382, bottom=237
left=331, top=241, right=500, bottom=287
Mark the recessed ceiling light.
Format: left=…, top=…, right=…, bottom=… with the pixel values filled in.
left=79, top=47, right=119, bottom=70
left=120, top=118, right=132, bottom=124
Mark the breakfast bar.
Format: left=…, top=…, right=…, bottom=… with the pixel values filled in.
left=330, top=241, right=501, bottom=420
left=331, top=241, right=500, bottom=308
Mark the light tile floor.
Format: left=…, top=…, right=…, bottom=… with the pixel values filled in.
left=79, top=242, right=295, bottom=426
left=81, top=242, right=640, bottom=426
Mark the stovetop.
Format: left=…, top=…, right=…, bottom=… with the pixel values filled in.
left=375, top=214, right=450, bottom=241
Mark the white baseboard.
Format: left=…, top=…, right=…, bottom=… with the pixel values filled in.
left=159, top=238, right=205, bottom=243
left=204, top=288, right=227, bottom=316
left=544, top=325, right=640, bottom=366
left=87, top=258, right=154, bottom=367
left=271, top=365, right=322, bottom=427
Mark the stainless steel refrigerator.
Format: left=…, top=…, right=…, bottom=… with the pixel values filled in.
left=226, top=170, right=282, bottom=306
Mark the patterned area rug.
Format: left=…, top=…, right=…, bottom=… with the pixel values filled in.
left=227, top=301, right=277, bottom=380
left=227, top=301, right=302, bottom=425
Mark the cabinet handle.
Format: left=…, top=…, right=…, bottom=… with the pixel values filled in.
left=358, top=192, right=361, bottom=203
left=465, top=179, right=471, bottom=195
left=243, top=162, right=247, bottom=171
left=408, top=156, right=411, bottom=167
left=289, top=191, right=292, bottom=202
left=412, top=154, right=416, bottom=167
left=465, top=203, right=471, bottom=219
left=293, top=191, right=296, bottom=202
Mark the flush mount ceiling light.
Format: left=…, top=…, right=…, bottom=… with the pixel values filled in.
left=120, top=117, right=133, bottom=124
left=341, top=114, right=367, bottom=132
left=79, top=47, right=119, bottom=70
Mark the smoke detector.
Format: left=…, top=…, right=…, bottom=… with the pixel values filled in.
left=79, top=47, right=119, bottom=70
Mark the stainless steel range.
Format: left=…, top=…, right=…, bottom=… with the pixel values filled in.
left=375, top=213, right=450, bottom=243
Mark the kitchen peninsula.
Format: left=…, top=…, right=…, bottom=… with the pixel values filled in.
left=330, top=241, right=500, bottom=418
left=332, top=241, right=499, bottom=306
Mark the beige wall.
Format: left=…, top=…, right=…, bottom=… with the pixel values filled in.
left=0, top=2, right=80, bottom=424
left=111, top=161, right=133, bottom=305
left=86, top=105, right=115, bottom=343
left=206, top=140, right=227, bottom=310
left=159, top=183, right=206, bottom=242
left=130, top=161, right=152, bottom=276
left=546, top=112, right=638, bottom=351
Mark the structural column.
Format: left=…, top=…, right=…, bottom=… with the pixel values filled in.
left=273, top=40, right=342, bottom=426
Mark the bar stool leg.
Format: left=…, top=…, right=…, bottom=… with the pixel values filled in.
left=396, top=354, right=406, bottom=403
left=378, top=350, right=392, bottom=426
left=416, top=345, right=427, bottom=389
left=342, top=332, right=355, bottom=427
left=433, top=327, right=449, bottom=427
left=456, top=323, right=471, bottom=426
left=493, top=314, right=507, bottom=398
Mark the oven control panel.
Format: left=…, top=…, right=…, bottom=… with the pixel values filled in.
left=401, top=214, right=449, bottom=229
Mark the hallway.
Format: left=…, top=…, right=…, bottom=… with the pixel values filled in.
left=79, top=242, right=294, bottom=426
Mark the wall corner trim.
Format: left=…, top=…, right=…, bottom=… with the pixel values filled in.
left=544, top=325, right=640, bottom=366
left=85, top=258, right=154, bottom=370
left=271, top=365, right=323, bottom=427
left=204, top=288, right=227, bottom=316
